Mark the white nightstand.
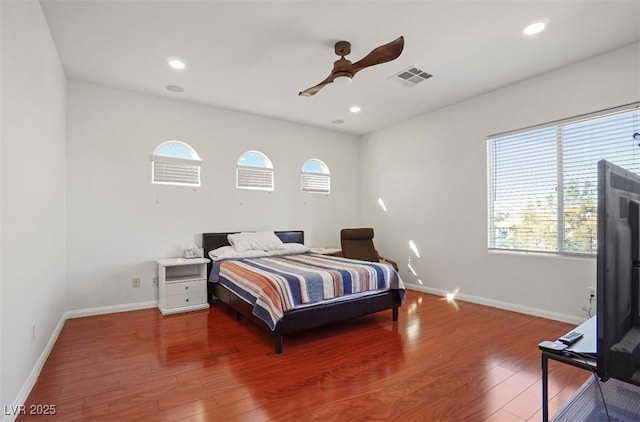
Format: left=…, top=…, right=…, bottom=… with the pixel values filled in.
left=157, top=257, right=210, bottom=315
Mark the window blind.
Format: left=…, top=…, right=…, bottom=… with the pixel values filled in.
left=236, top=165, right=274, bottom=191
left=152, top=155, right=201, bottom=187
left=301, top=172, right=330, bottom=194
left=487, top=103, right=640, bottom=255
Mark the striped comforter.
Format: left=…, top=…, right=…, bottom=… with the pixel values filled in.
left=210, top=253, right=405, bottom=330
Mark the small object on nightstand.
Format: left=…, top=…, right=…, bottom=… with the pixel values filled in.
left=157, top=257, right=210, bottom=315
left=183, top=245, right=204, bottom=258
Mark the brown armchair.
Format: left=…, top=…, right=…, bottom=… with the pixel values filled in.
left=340, top=228, right=398, bottom=271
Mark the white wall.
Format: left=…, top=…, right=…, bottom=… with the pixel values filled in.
left=360, top=43, right=640, bottom=322
left=0, top=0, right=67, bottom=410
left=66, top=81, right=360, bottom=310
left=2, top=2, right=635, bottom=409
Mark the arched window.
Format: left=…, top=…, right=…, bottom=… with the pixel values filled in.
left=236, top=150, right=274, bottom=191
left=151, top=141, right=201, bottom=186
left=301, top=158, right=330, bottom=194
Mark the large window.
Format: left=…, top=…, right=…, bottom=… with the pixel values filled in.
left=487, top=104, right=639, bottom=255
left=151, top=141, right=201, bottom=186
left=301, top=158, right=330, bottom=194
left=236, top=150, right=274, bottom=191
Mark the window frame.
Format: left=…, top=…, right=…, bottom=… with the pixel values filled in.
left=487, top=102, right=640, bottom=256
left=236, top=150, right=274, bottom=191
left=301, top=158, right=331, bottom=194
left=151, top=140, right=202, bottom=187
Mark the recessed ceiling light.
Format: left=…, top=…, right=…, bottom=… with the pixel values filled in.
left=523, top=20, right=548, bottom=36
left=168, top=59, right=186, bottom=70
left=166, top=85, right=184, bottom=93
left=349, top=106, right=361, bottom=113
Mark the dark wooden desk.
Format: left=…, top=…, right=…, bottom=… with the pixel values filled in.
left=539, top=316, right=596, bottom=422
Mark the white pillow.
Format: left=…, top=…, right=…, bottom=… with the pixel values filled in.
left=227, top=231, right=284, bottom=252
left=208, top=246, right=267, bottom=261
left=267, top=243, right=310, bottom=256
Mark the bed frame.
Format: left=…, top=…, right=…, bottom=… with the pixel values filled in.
left=202, top=230, right=402, bottom=354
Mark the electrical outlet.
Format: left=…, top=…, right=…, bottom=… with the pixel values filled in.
left=132, top=277, right=141, bottom=288
left=152, top=276, right=158, bottom=286
left=583, top=287, right=597, bottom=316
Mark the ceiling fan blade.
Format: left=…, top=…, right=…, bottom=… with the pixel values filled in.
left=351, top=36, right=404, bottom=75
left=299, top=73, right=334, bottom=97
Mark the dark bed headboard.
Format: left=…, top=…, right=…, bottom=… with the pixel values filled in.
left=202, top=230, right=304, bottom=275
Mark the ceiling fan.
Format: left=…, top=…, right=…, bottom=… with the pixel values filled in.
left=299, top=36, right=405, bottom=97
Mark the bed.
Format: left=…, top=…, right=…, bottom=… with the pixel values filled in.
left=202, top=230, right=405, bottom=354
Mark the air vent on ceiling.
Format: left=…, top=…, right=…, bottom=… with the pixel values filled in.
left=389, top=66, right=432, bottom=87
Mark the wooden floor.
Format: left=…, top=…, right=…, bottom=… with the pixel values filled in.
left=20, top=291, right=590, bottom=421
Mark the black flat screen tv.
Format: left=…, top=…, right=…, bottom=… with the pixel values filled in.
left=597, top=159, right=640, bottom=385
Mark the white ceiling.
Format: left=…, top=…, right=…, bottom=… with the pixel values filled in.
left=40, top=1, right=640, bottom=136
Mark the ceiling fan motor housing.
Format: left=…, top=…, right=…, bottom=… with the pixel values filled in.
left=335, top=40, right=351, bottom=57
left=333, top=57, right=353, bottom=79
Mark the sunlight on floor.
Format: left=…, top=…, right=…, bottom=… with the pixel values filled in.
left=438, top=288, right=460, bottom=310
left=406, top=321, right=421, bottom=341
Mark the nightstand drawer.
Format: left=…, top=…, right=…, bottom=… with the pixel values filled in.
left=164, top=291, right=207, bottom=309
left=164, top=279, right=206, bottom=296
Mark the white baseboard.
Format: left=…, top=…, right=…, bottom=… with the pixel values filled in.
left=3, top=300, right=159, bottom=422
left=406, top=283, right=586, bottom=325
left=65, top=300, right=158, bottom=319
left=3, top=315, right=67, bottom=422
